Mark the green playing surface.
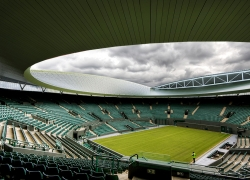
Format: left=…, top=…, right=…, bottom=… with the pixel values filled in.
left=94, top=126, right=230, bottom=162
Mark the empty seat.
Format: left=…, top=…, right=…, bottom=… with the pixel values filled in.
left=58, top=165, right=68, bottom=170
left=46, top=167, right=59, bottom=175
left=35, top=164, right=46, bottom=173
left=81, top=168, right=91, bottom=175
left=26, top=170, right=43, bottom=180
left=0, top=151, right=5, bottom=156
left=102, top=168, right=111, bottom=174
left=29, top=159, right=38, bottom=164
left=0, top=164, right=12, bottom=179
left=74, top=172, right=89, bottom=180
left=38, top=160, right=48, bottom=166
left=60, top=169, right=73, bottom=179
left=89, top=174, right=105, bottom=180
left=12, top=167, right=26, bottom=180
left=24, top=162, right=35, bottom=171
left=2, top=157, right=12, bottom=164
left=22, top=157, right=29, bottom=162
left=105, top=174, right=119, bottom=180
left=43, top=173, right=62, bottom=180
left=69, top=166, right=80, bottom=173
left=48, top=163, right=58, bottom=167
left=13, top=156, right=21, bottom=160
left=92, top=171, right=105, bottom=177
left=12, top=159, right=23, bottom=167
left=4, top=154, right=13, bottom=158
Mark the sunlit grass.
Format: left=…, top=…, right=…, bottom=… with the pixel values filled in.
left=94, top=126, right=230, bottom=162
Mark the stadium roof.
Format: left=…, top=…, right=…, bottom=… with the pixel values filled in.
left=1, top=0, right=250, bottom=96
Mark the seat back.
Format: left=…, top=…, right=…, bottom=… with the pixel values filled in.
left=26, top=170, right=43, bottom=180
left=92, top=171, right=105, bottom=177
left=3, top=157, right=12, bottom=164
left=43, top=173, right=62, bottom=180
left=105, top=174, right=119, bottom=180
left=38, top=160, right=48, bottom=166
left=58, top=165, right=68, bottom=170
left=46, top=167, right=59, bottom=175
left=69, top=166, right=80, bottom=173
left=24, top=162, right=35, bottom=171
left=60, top=169, right=73, bottom=179
left=89, top=174, right=105, bottom=180
left=48, top=163, right=57, bottom=167
left=12, top=159, right=23, bottom=167
left=12, top=167, right=26, bottom=179
left=35, top=164, right=46, bottom=173
left=74, top=172, right=89, bottom=180
left=0, top=164, right=11, bottom=176
left=22, top=157, right=29, bottom=162
left=80, top=168, right=91, bottom=175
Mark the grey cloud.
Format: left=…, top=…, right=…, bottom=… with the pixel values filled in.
left=32, top=42, right=250, bottom=87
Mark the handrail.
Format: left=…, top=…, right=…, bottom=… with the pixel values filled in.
left=91, top=154, right=120, bottom=173
left=19, top=126, right=28, bottom=142
left=5, top=138, right=50, bottom=150
left=12, top=123, right=17, bottom=140
left=141, top=156, right=148, bottom=161
left=129, top=154, right=138, bottom=161
left=1, top=122, right=7, bottom=140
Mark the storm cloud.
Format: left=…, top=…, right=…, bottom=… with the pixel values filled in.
left=32, top=42, right=250, bottom=87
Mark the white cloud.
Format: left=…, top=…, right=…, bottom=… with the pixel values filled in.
left=32, top=42, right=250, bottom=87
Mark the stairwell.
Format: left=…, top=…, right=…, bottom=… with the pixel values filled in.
left=220, top=107, right=227, bottom=116
left=241, top=116, right=250, bottom=125
left=89, top=129, right=97, bottom=136
left=105, top=122, right=118, bottom=131
left=16, top=127, right=25, bottom=141
left=24, top=130, right=35, bottom=143
left=78, top=105, right=85, bottom=110
left=221, top=118, right=229, bottom=123
left=6, top=126, right=14, bottom=139
left=192, top=106, right=199, bottom=115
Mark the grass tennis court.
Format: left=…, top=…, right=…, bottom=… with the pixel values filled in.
left=94, top=126, right=230, bottom=162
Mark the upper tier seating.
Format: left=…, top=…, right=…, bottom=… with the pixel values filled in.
left=98, top=101, right=123, bottom=119
left=132, top=120, right=156, bottom=128
left=190, top=102, right=224, bottom=122
left=92, top=124, right=115, bottom=136
left=170, top=102, right=197, bottom=119
left=132, top=102, right=152, bottom=118
left=224, top=105, right=250, bottom=125
left=108, top=120, right=140, bottom=131
left=116, top=103, right=138, bottom=119
left=151, top=102, right=168, bottom=119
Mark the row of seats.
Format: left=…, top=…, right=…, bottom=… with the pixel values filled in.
left=0, top=163, right=119, bottom=180
left=0, top=150, right=123, bottom=180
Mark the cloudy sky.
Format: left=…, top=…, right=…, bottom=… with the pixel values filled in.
left=32, top=42, right=250, bottom=87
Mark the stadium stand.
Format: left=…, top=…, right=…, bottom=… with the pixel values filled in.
left=0, top=150, right=127, bottom=180
left=190, top=100, right=225, bottom=122
left=2, top=89, right=250, bottom=179
left=151, top=101, right=168, bottom=120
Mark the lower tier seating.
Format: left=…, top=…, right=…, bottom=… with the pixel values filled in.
left=0, top=150, right=127, bottom=180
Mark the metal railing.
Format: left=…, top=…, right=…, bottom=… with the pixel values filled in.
left=91, top=154, right=129, bottom=174
left=5, top=138, right=51, bottom=151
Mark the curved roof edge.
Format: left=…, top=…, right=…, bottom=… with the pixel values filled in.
left=24, top=68, right=250, bottom=97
